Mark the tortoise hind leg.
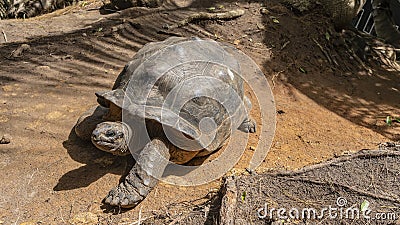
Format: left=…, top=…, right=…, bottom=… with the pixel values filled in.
left=238, top=95, right=256, bottom=133
left=104, top=138, right=170, bottom=208
left=238, top=118, right=256, bottom=133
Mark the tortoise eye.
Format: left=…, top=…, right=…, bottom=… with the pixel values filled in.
left=106, top=130, right=116, bottom=137
left=183, top=133, right=194, bottom=140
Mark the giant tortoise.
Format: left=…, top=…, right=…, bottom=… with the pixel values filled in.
left=74, top=36, right=256, bottom=208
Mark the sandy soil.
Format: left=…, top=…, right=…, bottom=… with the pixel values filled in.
left=0, top=0, right=399, bottom=224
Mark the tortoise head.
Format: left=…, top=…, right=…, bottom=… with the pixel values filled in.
left=91, top=121, right=130, bottom=156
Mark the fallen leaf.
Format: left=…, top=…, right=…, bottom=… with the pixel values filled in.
left=360, top=200, right=370, bottom=212
left=299, top=67, right=307, bottom=73
left=241, top=191, right=246, bottom=202
left=325, top=32, right=330, bottom=41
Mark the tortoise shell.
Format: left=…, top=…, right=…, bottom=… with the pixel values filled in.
left=97, top=37, right=248, bottom=152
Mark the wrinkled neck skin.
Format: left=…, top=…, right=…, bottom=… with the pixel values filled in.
left=114, top=122, right=131, bottom=154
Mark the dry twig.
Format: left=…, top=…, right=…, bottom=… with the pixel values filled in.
left=2, top=30, right=7, bottom=43
left=219, top=177, right=237, bottom=225
left=312, top=38, right=333, bottom=64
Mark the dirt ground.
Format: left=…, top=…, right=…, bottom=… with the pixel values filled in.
left=0, top=0, right=399, bottom=224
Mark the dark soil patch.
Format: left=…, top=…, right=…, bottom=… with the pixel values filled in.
left=230, top=147, right=400, bottom=225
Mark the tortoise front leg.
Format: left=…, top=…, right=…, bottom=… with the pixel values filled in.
left=104, top=138, right=170, bottom=208
left=74, top=106, right=108, bottom=141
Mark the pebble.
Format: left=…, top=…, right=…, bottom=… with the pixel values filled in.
left=0, top=134, right=10, bottom=144
left=69, top=212, right=98, bottom=225
left=19, top=222, right=36, bottom=225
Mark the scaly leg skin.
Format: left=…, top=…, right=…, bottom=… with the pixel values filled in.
left=104, top=138, right=170, bottom=208
left=7, top=0, right=75, bottom=18
left=7, top=0, right=44, bottom=18
left=238, top=117, right=256, bottom=133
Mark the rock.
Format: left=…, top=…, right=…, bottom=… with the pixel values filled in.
left=271, top=220, right=284, bottom=225
left=11, top=44, right=30, bottom=57
left=69, top=212, right=98, bottom=225
left=0, top=134, right=10, bottom=144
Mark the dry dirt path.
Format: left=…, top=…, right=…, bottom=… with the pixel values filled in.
left=0, top=0, right=398, bottom=224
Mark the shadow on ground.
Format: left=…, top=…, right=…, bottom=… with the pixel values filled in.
left=0, top=0, right=398, bottom=223
left=259, top=2, right=400, bottom=140
left=54, top=129, right=128, bottom=191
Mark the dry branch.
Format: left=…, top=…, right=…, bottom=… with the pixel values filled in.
left=219, top=176, right=237, bottom=225
left=284, top=177, right=400, bottom=204
left=312, top=38, right=332, bottom=64
left=270, top=149, right=400, bottom=177
left=166, top=9, right=245, bottom=30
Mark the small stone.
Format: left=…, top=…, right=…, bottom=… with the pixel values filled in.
left=271, top=220, right=284, bottom=225
left=257, top=23, right=265, bottom=30
left=69, top=212, right=98, bottom=225
left=260, top=7, right=270, bottom=15
left=19, top=222, right=36, bottom=225
left=120, top=218, right=130, bottom=222
left=82, top=33, right=87, bottom=37
left=0, top=134, right=10, bottom=144
left=277, top=110, right=285, bottom=114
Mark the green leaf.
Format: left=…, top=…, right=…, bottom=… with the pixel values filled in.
left=360, top=200, right=370, bottom=212
left=386, top=116, right=392, bottom=126
left=207, top=7, right=216, bottom=11
left=299, top=67, right=307, bottom=74
left=325, top=32, right=330, bottom=41
left=269, top=16, right=280, bottom=24
left=241, top=191, right=246, bottom=202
